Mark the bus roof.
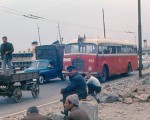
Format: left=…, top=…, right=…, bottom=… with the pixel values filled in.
left=67, top=38, right=136, bottom=46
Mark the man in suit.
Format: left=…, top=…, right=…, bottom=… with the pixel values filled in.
left=0, top=36, right=14, bottom=75
left=64, top=94, right=90, bottom=120
left=21, top=106, right=52, bottom=120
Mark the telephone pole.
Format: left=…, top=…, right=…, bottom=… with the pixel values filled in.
left=102, top=8, right=106, bottom=38
left=57, top=23, right=62, bottom=44
left=138, top=0, right=142, bottom=77
left=37, top=23, right=41, bottom=46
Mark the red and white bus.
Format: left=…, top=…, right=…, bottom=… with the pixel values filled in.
left=63, top=37, right=138, bottom=82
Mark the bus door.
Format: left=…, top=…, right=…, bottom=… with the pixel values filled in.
left=98, top=45, right=117, bottom=75
left=116, top=45, right=124, bottom=73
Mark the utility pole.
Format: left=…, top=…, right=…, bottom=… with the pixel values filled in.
left=57, top=23, right=62, bottom=44
left=102, top=8, right=106, bottom=38
left=37, top=23, right=41, bottom=46
left=138, top=0, right=142, bottom=77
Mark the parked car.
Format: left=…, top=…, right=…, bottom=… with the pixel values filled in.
left=142, top=57, right=150, bottom=69
left=138, top=56, right=150, bottom=69
left=23, top=44, right=65, bottom=84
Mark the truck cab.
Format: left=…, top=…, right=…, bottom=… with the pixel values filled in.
left=23, top=44, right=65, bottom=84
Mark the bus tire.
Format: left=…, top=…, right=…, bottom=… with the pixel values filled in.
left=101, top=66, right=108, bottom=83
left=126, top=63, right=132, bottom=76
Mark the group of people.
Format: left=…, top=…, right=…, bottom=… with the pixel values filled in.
left=22, top=65, right=101, bottom=120
left=60, top=65, right=102, bottom=119
left=0, top=36, right=101, bottom=119
left=0, top=36, right=14, bottom=75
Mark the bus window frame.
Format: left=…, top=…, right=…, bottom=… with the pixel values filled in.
left=65, top=43, right=97, bottom=54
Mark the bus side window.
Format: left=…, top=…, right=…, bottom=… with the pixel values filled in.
left=133, top=46, right=137, bottom=53
left=117, top=46, right=121, bottom=54
left=103, top=46, right=109, bottom=54
left=111, top=46, right=116, bottom=54
left=98, top=45, right=102, bottom=54
left=121, top=45, right=127, bottom=53
left=127, top=45, right=133, bottom=54
left=108, top=46, right=112, bottom=54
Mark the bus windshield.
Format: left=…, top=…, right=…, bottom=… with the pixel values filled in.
left=65, top=43, right=97, bottom=54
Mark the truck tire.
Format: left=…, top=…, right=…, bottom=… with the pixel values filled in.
left=38, top=76, right=45, bottom=84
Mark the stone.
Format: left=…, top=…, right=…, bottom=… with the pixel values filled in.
left=138, top=94, right=150, bottom=102
left=47, top=112, right=65, bottom=120
left=118, top=91, right=132, bottom=99
left=145, top=87, right=150, bottom=94
left=79, top=100, right=98, bottom=120
left=123, top=97, right=133, bottom=104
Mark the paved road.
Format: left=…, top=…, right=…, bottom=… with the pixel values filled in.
left=0, top=78, right=69, bottom=117
left=0, top=69, right=149, bottom=117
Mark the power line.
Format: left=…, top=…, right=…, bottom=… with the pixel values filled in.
left=0, top=5, right=146, bottom=35
left=33, top=0, right=81, bottom=14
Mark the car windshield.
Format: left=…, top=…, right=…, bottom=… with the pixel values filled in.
left=30, top=61, right=49, bottom=68
left=65, top=43, right=97, bottom=54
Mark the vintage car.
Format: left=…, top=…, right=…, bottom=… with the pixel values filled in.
left=23, top=44, right=65, bottom=84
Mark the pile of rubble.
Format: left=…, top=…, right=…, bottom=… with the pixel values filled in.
left=98, top=74, right=150, bottom=104
left=98, top=74, right=150, bottom=120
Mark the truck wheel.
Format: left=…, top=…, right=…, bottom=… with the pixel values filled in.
left=31, top=83, right=40, bottom=98
left=13, top=88, right=22, bottom=103
left=38, top=76, right=45, bottom=84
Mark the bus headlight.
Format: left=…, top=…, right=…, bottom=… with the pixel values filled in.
left=63, top=58, right=71, bottom=62
left=65, top=66, right=68, bottom=70
left=88, top=66, right=92, bottom=71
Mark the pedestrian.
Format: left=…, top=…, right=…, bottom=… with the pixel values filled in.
left=0, top=36, right=14, bottom=75
left=60, top=66, right=87, bottom=115
left=21, top=106, right=52, bottom=120
left=64, top=94, right=90, bottom=120
left=85, top=71, right=101, bottom=98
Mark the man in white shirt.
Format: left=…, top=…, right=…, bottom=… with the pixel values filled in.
left=85, top=71, right=101, bottom=96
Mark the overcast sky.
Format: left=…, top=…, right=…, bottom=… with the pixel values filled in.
left=0, top=0, right=149, bottom=52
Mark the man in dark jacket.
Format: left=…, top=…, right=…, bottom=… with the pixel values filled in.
left=61, top=66, right=87, bottom=104
left=60, top=66, right=87, bottom=115
left=21, top=106, right=52, bottom=120
left=64, top=94, right=90, bottom=120
left=0, top=36, right=14, bottom=75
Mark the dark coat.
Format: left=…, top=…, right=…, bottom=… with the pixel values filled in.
left=21, top=113, right=52, bottom=120
left=67, top=107, right=90, bottom=120
left=61, top=72, right=87, bottom=99
left=0, top=42, right=14, bottom=60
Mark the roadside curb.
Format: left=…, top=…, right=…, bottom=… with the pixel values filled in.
left=0, top=100, right=59, bottom=119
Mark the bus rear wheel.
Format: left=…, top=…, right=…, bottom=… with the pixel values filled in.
left=101, top=66, right=108, bottom=83
left=126, top=63, right=132, bottom=76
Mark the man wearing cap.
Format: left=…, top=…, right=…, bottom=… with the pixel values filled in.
left=60, top=66, right=87, bottom=115
left=61, top=66, right=87, bottom=102
left=64, top=94, right=90, bottom=120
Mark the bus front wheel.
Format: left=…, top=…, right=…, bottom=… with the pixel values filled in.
left=101, top=66, right=108, bottom=83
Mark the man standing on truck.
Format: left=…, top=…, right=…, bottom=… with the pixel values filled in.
left=0, top=36, right=14, bottom=75
left=60, top=66, right=87, bottom=115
